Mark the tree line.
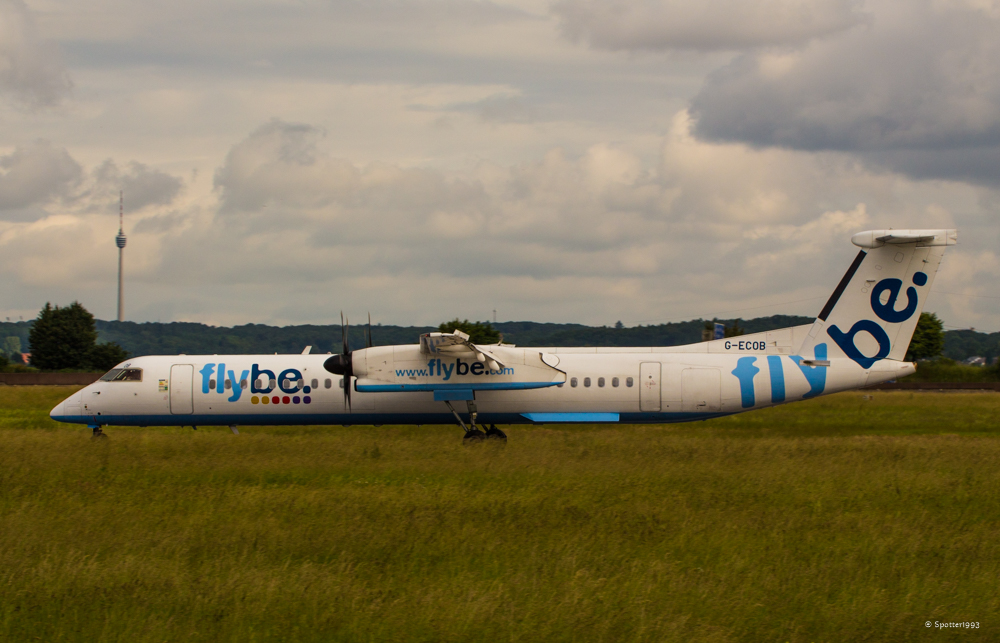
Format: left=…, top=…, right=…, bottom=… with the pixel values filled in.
left=1, top=301, right=995, bottom=373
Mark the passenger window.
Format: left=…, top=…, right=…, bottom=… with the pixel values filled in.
left=598, top=377, right=605, bottom=387
left=324, top=379, right=332, bottom=389
left=557, top=382, right=564, bottom=387
left=269, top=378, right=276, bottom=389
left=225, top=379, right=232, bottom=390
left=311, top=378, right=318, bottom=389
left=240, top=379, right=248, bottom=389
left=255, top=379, right=263, bottom=390
left=339, top=379, right=345, bottom=389
left=571, top=377, right=578, bottom=387
left=626, top=377, right=634, bottom=387
left=584, top=377, right=591, bottom=387
left=209, top=379, right=216, bottom=389
left=612, top=377, right=619, bottom=387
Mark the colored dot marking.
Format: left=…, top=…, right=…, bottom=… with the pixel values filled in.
left=292, top=396, right=300, bottom=404
left=262, top=396, right=269, bottom=405
left=272, top=396, right=279, bottom=404
left=251, top=396, right=259, bottom=404
left=303, top=396, right=311, bottom=404
left=282, top=396, right=290, bottom=404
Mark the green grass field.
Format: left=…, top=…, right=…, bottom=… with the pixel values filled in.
left=1, top=387, right=998, bottom=642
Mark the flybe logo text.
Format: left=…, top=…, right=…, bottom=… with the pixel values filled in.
left=396, top=358, right=514, bottom=380
left=199, top=363, right=307, bottom=402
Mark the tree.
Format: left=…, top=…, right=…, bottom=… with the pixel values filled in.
left=724, top=318, right=745, bottom=338
left=88, top=341, right=130, bottom=371
left=2, top=336, right=20, bottom=358
left=437, top=319, right=501, bottom=344
left=28, top=302, right=129, bottom=371
left=614, top=321, right=624, bottom=330
left=906, top=312, right=944, bottom=361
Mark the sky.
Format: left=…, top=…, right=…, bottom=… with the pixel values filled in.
left=1, top=0, right=998, bottom=331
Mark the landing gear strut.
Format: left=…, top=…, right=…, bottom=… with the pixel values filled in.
left=90, top=426, right=107, bottom=439
left=443, top=400, right=506, bottom=443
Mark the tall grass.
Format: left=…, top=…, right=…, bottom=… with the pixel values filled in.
left=1, top=387, right=998, bottom=641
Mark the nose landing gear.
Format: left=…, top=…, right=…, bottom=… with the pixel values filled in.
left=90, top=425, right=107, bottom=439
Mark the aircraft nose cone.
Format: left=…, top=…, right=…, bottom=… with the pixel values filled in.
left=50, top=401, right=65, bottom=420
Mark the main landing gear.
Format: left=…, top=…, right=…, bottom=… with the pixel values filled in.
left=443, top=400, right=507, bottom=444
left=90, top=425, right=107, bottom=439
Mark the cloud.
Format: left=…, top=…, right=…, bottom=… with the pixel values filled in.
left=0, top=140, right=81, bottom=213
left=0, top=0, right=72, bottom=107
left=0, top=141, right=182, bottom=222
left=88, top=160, right=184, bottom=211
left=552, top=0, right=866, bottom=51
left=160, top=114, right=952, bottom=325
left=213, top=121, right=357, bottom=212
left=0, top=114, right=991, bottom=329
left=689, top=0, right=1000, bottom=184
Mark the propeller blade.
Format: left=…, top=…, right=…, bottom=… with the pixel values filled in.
left=341, top=312, right=350, bottom=356
left=366, top=312, right=373, bottom=348
left=344, top=315, right=351, bottom=409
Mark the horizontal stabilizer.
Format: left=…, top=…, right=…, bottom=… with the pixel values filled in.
left=851, top=229, right=957, bottom=248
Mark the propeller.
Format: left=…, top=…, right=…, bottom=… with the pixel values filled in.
left=323, top=312, right=352, bottom=409
left=323, top=312, right=376, bottom=410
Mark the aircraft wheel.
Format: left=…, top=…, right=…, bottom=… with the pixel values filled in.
left=463, top=429, right=486, bottom=443
left=91, top=427, right=107, bottom=439
left=485, top=425, right=507, bottom=441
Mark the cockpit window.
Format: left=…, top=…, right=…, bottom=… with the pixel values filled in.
left=99, top=368, right=143, bottom=382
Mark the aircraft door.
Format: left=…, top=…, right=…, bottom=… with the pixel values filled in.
left=682, top=368, right=721, bottom=412
left=170, top=364, right=194, bottom=414
left=639, top=362, right=661, bottom=412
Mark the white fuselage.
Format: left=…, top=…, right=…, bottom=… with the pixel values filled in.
left=50, top=325, right=914, bottom=429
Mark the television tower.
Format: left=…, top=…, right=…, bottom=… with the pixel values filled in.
left=115, top=190, right=127, bottom=322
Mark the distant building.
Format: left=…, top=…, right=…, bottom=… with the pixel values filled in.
left=963, top=356, right=987, bottom=366
left=18, top=352, right=30, bottom=365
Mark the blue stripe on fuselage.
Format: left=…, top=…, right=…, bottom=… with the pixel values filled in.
left=50, top=410, right=735, bottom=427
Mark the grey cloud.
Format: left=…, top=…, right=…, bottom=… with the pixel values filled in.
left=213, top=120, right=356, bottom=212
left=411, top=93, right=543, bottom=124
left=690, top=0, right=1000, bottom=183
left=89, top=160, right=183, bottom=211
left=206, top=118, right=872, bottom=292
left=0, top=141, right=181, bottom=221
left=552, top=0, right=866, bottom=51
left=214, top=120, right=486, bottom=221
left=0, top=140, right=81, bottom=213
left=0, top=0, right=72, bottom=107
left=5, top=116, right=994, bottom=328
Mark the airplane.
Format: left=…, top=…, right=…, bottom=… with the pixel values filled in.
left=51, top=228, right=957, bottom=441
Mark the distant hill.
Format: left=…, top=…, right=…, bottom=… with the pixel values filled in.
left=1, top=314, right=995, bottom=362
left=84, top=315, right=815, bottom=356
left=942, top=329, right=1000, bottom=364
